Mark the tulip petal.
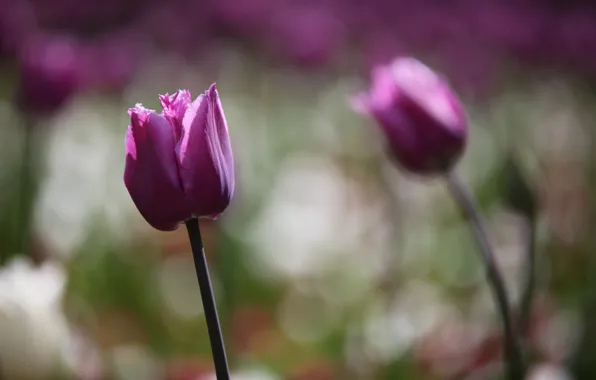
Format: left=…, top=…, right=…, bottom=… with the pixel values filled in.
left=176, top=84, right=234, bottom=218
left=368, top=64, right=399, bottom=109
left=391, top=58, right=462, bottom=132
left=159, top=90, right=191, bottom=142
left=124, top=104, right=190, bottom=230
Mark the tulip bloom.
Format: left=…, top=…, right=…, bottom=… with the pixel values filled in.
left=353, top=57, right=467, bottom=174
left=124, top=84, right=234, bottom=231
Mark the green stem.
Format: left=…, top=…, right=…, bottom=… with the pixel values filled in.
left=446, top=172, right=524, bottom=380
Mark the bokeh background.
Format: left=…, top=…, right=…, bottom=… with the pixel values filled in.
left=1, top=0, right=596, bottom=379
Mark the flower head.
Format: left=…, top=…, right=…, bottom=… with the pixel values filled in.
left=353, top=57, right=467, bottom=174
left=124, top=84, right=234, bottom=231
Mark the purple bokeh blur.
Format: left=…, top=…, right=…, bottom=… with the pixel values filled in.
left=3, top=0, right=596, bottom=112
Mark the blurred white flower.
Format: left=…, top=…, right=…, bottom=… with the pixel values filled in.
left=109, top=344, right=164, bottom=380
left=202, top=365, right=280, bottom=380
left=34, top=96, right=148, bottom=257
left=526, top=363, right=574, bottom=380
left=247, top=154, right=391, bottom=284
left=534, top=308, right=582, bottom=363
left=361, top=280, right=452, bottom=364
left=0, top=256, right=70, bottom=379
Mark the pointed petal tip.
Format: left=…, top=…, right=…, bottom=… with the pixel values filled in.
left=158, top=93, right=169, bottom=103
left=159, top=90, right=191, bottom=106
left=159, top=91, right=192, bottom=138
left=207, top=83, right=218, bottom=97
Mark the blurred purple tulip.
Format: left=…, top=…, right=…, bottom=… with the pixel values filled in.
left=16, top=35, right=80, bottom=115
left=266, top=5, right=345, bottom=68
left=140, top=1, right=212, bottom=58
left=353, top=57, right=467, bottom=174
left=31, top=0, right=143, bottom=35
left=210, top=0, right=274, bottom=38
left=0, top=0, right=36, bottom=57
left=554, top=9, right=596, bottom=73
left=78, top=31, right=145, bottom=92
left=124, top=84, right=235, bottom=231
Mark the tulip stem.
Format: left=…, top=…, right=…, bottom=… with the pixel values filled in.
left=445, top=173, right=524, bottom=380
left=185, top=218, right=230, bottom=380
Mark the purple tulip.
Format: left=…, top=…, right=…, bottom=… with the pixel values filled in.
left=353, top=57, right=467, bottom=174
left=124, top=84, right=234, bottom=231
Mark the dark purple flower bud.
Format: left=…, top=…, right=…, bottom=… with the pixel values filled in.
left=17, top=35, right=80, bottom=115
left=353, top=57, right=467, bottom=174
left=124, top=84, right=235, bottom=231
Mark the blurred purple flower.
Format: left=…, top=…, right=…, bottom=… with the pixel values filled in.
left=78, top=31, right=146, bottom=92
left=394, top=7, right=468, bottom=51
left=266, top=5, right=345, bottom=68
left=554, top=9, right=596, bottom=73
left=466, top=3, right=551, bottom=60
left=124, top=84, right=235, bottom=231
left=0, top=0, right=36, bottom=56
left=140, top=1, right=212, bottom=58
left=210, top=0, right=274, bottom=38
left=353, top=57, right=467, bottom=174
left=17, top=35, right=80, bottom=115
left=31, top=0, right=144, bottom=35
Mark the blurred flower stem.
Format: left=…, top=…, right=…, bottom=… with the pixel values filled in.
left=445, top=173, right=524, bottom=380
left=185, top=218, right=230, bottom=380
left=497, top=155, right=538, bottom=340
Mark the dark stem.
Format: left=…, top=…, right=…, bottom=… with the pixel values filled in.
left=185, top=218, right=230, bottom=380
left=518, top=216, right=537, bottom=337
left=446, top=173, right=524, bottom=380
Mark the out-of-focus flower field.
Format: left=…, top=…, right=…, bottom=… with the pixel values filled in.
left=1, top=0, right=596, bottom=379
